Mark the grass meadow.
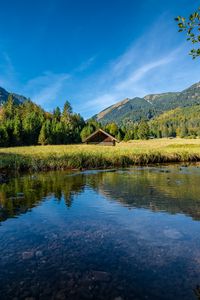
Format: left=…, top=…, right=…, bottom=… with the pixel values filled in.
left=0, top=138, right=200, bottom=172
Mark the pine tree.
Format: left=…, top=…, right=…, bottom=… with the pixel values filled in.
left=80, top=125, right=95, bottom=141
left=124, top=130, right=134, bottom=141
left=64, top=101, right=72, bottom=114
left=13, top=115, right=21, bottom=145
left=179, top=123, right=188, bottom=138
left=0, top=126, right=8, bottom=146
left=38, top=124, right=47, bottom=145
left=105, top=123, right=118, bottom=137
left=53, top=107, right=61, bottom=121
left=4, top=94, right=15, bottom=119
left=162, top=126, right=169, bottom=138
left=137, top=120, right=150, bottom=140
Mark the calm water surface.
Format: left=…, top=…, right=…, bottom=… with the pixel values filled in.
left=1, top=165, right=200, bottom=300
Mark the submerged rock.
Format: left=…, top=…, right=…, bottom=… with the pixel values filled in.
left=163, top=229, right=183, bottom=239
left=22, top=251, right=34, bottom=260
left=35, top=250, right=43, bottom=258
left=91, top=271, right=110, bottom=282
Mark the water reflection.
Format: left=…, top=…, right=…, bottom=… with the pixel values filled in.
left=87, top=166, right=200, bottom=220
left=0, top=171, right=86, bottom=222
left=1, top=166, right=200, bottom=222
left=0, top=166, right=200, bottom=299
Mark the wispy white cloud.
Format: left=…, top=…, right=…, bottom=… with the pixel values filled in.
left=0, top=52, right=19, bottom=90
left=82, top=94, right=116, bottom=113
left=22, top=72, right=70, bottom=107
left=0, top=51, right=97, bottom=111
left=75, top=15, right=200, bottom=118
left=0, top=52, right=71, bottom=110
left=77, top=44, right=181, bottom=114
left=75, top=55, right=96, bottom=73
left=1, top=13, right=200, bottom=118
left=115, top=47, right=181, bottom=92
left=23, top=54, right=97, bottom=108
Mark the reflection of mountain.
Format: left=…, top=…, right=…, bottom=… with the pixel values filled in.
left=86, top=167, right=200, bottom=220
left=0, top=172, right=86, bottom=222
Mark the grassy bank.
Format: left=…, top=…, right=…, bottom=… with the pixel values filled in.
left=0, top=138, right=200, bottom=172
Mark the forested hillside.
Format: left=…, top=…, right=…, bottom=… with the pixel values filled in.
left=150, top=105, right=200, bottom=138
left=94, top=82, right=200, bottom=125
left=1, top=81, right=200, bottom=147
left=0, top=95, right=85, bottom=147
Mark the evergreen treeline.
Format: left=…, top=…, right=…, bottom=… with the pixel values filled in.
left=84, top=105, right=200, bottom=141
left=81, top=119, right=150, bottom=141
left=0, top=95, right=84, bottom=147
left=150, top=105, right=200, bottom=138
left=1, top=95, right=200, bottom=147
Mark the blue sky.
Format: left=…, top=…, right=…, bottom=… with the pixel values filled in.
left=0, top=0, right=199, bottom=118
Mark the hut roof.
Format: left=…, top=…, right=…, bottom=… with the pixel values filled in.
left=83, top=128, right=119, bottom=143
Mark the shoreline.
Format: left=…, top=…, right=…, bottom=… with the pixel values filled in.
left=1, top=140, right=200, bottom=173
left=1, top=160, right=200, bottom=184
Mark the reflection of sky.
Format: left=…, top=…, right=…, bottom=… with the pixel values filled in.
left=3, top=182, right=200, bottom=249
left=1, top=168, right=200, bottom=299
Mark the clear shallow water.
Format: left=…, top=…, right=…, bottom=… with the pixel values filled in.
left=1, top=166, right=200, bottom=300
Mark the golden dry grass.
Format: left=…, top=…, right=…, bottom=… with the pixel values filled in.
left=0, top=138, right=200, bottom=171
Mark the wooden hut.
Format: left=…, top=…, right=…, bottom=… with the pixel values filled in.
left=83, top=129, right=118, bottom=146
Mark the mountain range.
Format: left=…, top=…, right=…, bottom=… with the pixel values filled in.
left=93, top=82, right=200, bottom=125
left=1, top=81, right=200, bottom=125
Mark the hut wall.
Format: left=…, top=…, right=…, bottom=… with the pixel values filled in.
left=86, top=131, right=115, bottom=146
left=86, top=141, right=115, bottom=146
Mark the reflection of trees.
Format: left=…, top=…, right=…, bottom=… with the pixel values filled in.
left=87, top=168, right=200, bottom=220
left=62, top=174, right=85, bottom=207
left=1, top=166, right=200, bottom=223
left=0, top=172, right=86, bottom=222
left=194, top=285, right=200, bottom=300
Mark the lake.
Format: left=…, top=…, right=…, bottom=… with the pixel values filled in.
left=0, top=165, right=200, bottom=300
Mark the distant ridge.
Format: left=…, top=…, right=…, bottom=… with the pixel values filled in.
left=0, top=87, right=27, bottom=106
left=93, top=81, right=200, bottom=124
left=97, top=98, right=130, bottom=120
